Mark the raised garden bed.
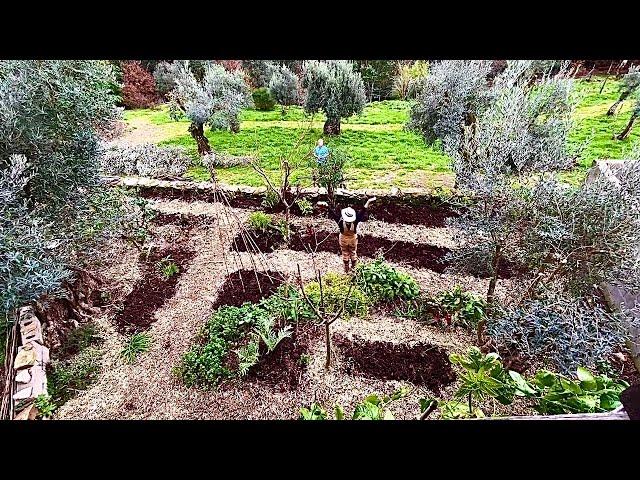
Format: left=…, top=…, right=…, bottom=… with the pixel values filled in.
left=334, top=334, right=457, bottom=392
left=114, top=244, right=196, bottom=334
left=212, top=270, right=286, bottom=309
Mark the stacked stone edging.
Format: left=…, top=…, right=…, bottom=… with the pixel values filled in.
left=11, top=306, right=49, bottom=420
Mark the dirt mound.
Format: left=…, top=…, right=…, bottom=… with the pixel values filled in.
left=212, top=270, right=285, bottom=309
left=244, top=323, right=321, bottom=392
left=114, top=244, right=196, bottom=334
left=334, top=334, right=456, bottom=392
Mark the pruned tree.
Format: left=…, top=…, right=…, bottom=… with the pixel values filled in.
left=0, top=60, right=118, bottom=318
left=242, top=60, right=276, bottom=88
left=448, top=61, right=576, bottom=342
left=301, top=60, right=366, bottom=135
left=268, top=64, right=300, bottom=117
left=607, top=65, right=640, bottom=116
left=296, top=264, right=356, bottom=369
left=615, top=95, right=640, bottom=140
left=168, top=61, right=253, bottom=155
left=407, top=60, right=494, bottom=151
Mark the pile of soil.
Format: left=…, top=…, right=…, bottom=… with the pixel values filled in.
left=334, top=334, right=456, bottom=392
left=243, top=323, right=321, bottom=392
left=212, top=270, right=285, bottom=309
left=367, top=197, right=459, bottom=227
left=114, top=244, right=196, bottom=334
left=232, top=228, right=287, bottom=253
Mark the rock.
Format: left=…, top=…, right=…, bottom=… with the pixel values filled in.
left=14, top=403, right=38, bottom=421
left=612, top=352, right=627, bottom=364
left=20, top=316, right=43, bottom=345
left=28, top=366, right=48, bottom=397
left=14, top=345, right=38, bottom=369
left=15, top=369, right=31, bottom=384
left=390, top=187, right=400, bottom=196
left=13, top=386, right=33, bottom=401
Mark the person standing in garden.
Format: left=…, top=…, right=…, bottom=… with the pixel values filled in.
left=317, top=197, right=377, bottom=273
left=312, top=138, right=330, bottom=186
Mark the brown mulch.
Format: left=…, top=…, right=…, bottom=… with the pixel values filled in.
left=114, top=244, right=196, bottom=334
left=334, top=334, right=457, bottom=393
left=212, top=270, right=285, bottom=309
left=242, top=322, right=322, bottom=392
left=151, top=212, right=211, bottom=230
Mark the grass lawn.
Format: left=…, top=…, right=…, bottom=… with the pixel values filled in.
left=122, top=78, right=639, bottom=189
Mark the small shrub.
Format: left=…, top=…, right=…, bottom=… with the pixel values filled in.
left=354, top=258, right=420, bottom=302
left=259, top=284, right=314, bottom=323
left=99, top=143, right=191, bottom=179
left=157, top=256, right=179, bottom=279
left=120, top=332, right=152, bottom=363
left=261, top=190, right=279, bottom=209
left=48, top=347, right=102, bottom=406
left=34, top=394, right=57, bottom=419
left=247, top=211, right=273, bottom=233
left=252, top=87, right=276, bottom=111
left=120, top=61, right=160, bottom=109
left=437, top=286, right=487, bottom=328
left=59, top=322, right=102, bottom=357
left=304, top=272, right=369, bottom=318
left=299, top=403, right=328, bottom=420
left=296, top=198, right=313, bottom=216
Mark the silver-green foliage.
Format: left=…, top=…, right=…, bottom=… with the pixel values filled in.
left=99, top=143, right=191, bottom=178
left=268, top=64, right=299, bottom=107
left=168, top=61, right=253, bottom=132
left=0, top=60, right=118, bottom=316
left=301, top=60, right=366, bottom=124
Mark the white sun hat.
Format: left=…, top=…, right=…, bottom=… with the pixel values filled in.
left=341, top=207, right=356, bottom=222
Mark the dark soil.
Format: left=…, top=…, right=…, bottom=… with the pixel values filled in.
left=615, top=355, right=640, bottom=387
left=114, top=244, right=196, bottom=334
left=232, top=228, right=287, bottom=253
left=212, top=270, right=285, bottom=309
left=334, top=334, right=457, bottom=392
left=140, top=187, right=459, bottom=227
left=243, top=322, right=321, bottom=392
left=151, top=212, right=210, bottom=230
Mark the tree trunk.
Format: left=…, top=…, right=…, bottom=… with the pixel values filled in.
left=229, top=118, right=240, bottom=134
left=608, top=100, right=623, bottom=116
left=616, top=113, right=638, bottom=140
left=479, top=244, right=502, bottom=344
left=188, top=122, right=211, bottom=155
left=323, top=118, right=341, bottom=135
left=325, top=323, right=332, bottom=369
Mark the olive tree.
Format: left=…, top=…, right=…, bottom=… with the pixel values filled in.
left=301, top=60, right=366, bottom=135
left=608, top=65, right=640, bottom=116
left=168, top=61, right=252, bottom=155
left=268, top=64, right=299, bottom=117
left=407, top=60, right=494, bottom=151
left=0, top=60, right=118, bottom=317
left=616, top=95, right=640, bottom=140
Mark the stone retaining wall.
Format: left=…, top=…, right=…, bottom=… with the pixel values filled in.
left=11, top=306, right=49, bottom=420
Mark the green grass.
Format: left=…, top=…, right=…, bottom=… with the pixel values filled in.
left=124, top=78, right=639, bottom=189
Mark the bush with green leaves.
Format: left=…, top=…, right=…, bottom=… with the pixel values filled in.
left=1, top=60, right=118, bottom=318
left=252, top=87, right=276, bottom=111
left=437, top=286, right=487, bottom=328
left=304, top=272, right=369, bottom=318
left=34, top=394, right=57, bottom=419
left=261, top=189, right=279, bottom=209
left=354, top=258, right=420, bottom=302
left=59, top=322, right=102, bottom=357
left=302, top=60, right=366, bottom=135
left=295, top=199, right=313, bottom=216
left=247, top=211, right=273, bottom=233
left=310, top=148, right=349, bottom=207
left=98, top=143, right=191, bottom=179
left=168, top=61, right=252, bottom=155
left=300, top=387, right=409, bottom=420
left=120, top=332, right=152, bottom=363
left=48, top=346, right=102, bottom=406
left=354, top=60, right=397, bottom=101
left=259, top=284, right=314, bottom=324
left=242, top=60, right=276, bottom=88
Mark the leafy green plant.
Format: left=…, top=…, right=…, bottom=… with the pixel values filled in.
left=354, top=258, right=420, bottom=302
left=393, top=295, right=440, bottom=323
left=512, top=367, right=630, bottom=415
left=34, top=394, right=57, bottom=419
left=236, top=338, right=260, bottom=377
left=157, top=256, right=179, bottom=279
left=247, top=211, right=273, bottom=233
left=273, top=219, right=290, bottom=239
left=261, top=189, right=279, bottom=209
left=120, top=332, right=152, bottom=364
left=304, top=272, right=369, bottom=318
left=295, top=198, right=313, bottom=216
left=299, top=353, right=311, bottom=366
left=59, top=322, right=102, bottom=357
left=253, top=315, right=293, bottom=352
left=437, top=286, right=487, bottom=328
left=299, top=403, right=328, bottom=420
left=259, top=284, right=314, bottom=323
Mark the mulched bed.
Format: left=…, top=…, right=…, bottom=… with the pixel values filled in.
left=243, top=322, right=321, bottom=392
left=114, top=244, right=196, bottom=334
left=140, top=187, right=459, bottom=227
left=152, top=212, right=210, bottom=230
left=212, top=270, right=285, bottom=309
left=334, top=334, right=457, bottom=392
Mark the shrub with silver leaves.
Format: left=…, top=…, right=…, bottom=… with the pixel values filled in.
left=301, top=60, right=366, bottom=135
left=99, top=143, right=191, bottom=179
left=489, top=295, right=635, bottom=375
left=168, top=61, right=252, bottom=155
left=268, top=64, right=300, bottom=116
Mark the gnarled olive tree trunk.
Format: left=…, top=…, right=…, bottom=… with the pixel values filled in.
left=616, top=112, right=638, bottom=140
left=323, top=117, right=341, bottom=135
left=188, top=122, right=211, bottom=155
